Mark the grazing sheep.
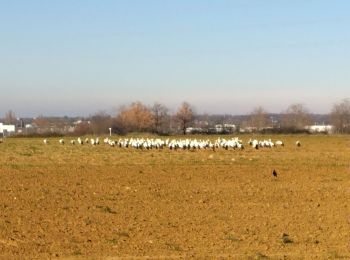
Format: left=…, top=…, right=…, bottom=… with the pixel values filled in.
left=275, top=140, right=284, bottom=147
left=43, top=139, right=48, bottom=144
left=108, top=140, right=115, bottom=147
left=51, top=136, right=294, bottom=152
left=237, top=143, right=244, bottom=149
left=77, top=137, right=83, bottom=145
left=0, top=138, right=3, bottom=143
left=296, top=141, right=301, bottom=147
left=252, top=140, right=259, bottom=149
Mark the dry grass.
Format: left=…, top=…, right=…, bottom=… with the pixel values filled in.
left=0, top=134, right=349, bottom=258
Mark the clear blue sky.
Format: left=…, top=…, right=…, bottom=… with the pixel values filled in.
left=1, top=0, right=349, bottom=117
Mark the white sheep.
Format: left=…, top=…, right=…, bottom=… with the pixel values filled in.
left=275, top=140, right=284, bottom=147
left=77, top=137, right=83, bottom=145
left=251, top=140, right=259, bottom=149
left=59, top=139, right=65, bottom=145
left=108, top=140, right=115, bottom=147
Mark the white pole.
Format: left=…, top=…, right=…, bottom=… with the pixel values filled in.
left=109, top=127, right=112, bottom=137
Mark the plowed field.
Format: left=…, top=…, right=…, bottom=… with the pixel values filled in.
left=0, top=135, right=349, bottom=259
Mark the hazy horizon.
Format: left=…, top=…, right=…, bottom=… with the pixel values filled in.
left=1, top=1, right=349, bottom=117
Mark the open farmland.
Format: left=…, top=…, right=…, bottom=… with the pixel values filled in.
left=0, top=135, right=349, bottom=259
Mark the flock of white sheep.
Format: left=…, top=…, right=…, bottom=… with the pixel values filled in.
left=43, top=137, right=301, bottom=150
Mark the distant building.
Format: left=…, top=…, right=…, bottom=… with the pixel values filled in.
left=0, top=123, right=16, bottom=136
left=185, top=127, right=204, bottom=134
left=73, top=120, right=83, bottom=125
left=239, top=126, right=257, bottom=133
left=305, top=124, right=334, bottom=134
left=215, top=124, right=236, bottom=133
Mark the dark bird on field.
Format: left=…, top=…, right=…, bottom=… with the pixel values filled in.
left=272, top=169, right=278, bottom=177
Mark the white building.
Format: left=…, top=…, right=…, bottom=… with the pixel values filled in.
left=185, top=127, right=204, bottom=134
left=305, top=124, right=334, bottom=134
left=0, top=123, right=16, bottom=136
left=215, top=124, right=236, bottom=133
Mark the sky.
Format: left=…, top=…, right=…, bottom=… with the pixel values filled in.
left=0, top=0, right=349, bottom=117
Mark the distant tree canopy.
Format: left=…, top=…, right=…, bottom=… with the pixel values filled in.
left=249, top=106, right=270, bottom=130
left=74, top=121, right=92, bottom=136
left=32, top=116, right=50, bottom=128
left=176, top=102, right=194, bottom=135
left=330, top=99, right=350, bottom=133
left=90, top=112, right=112, bottom=135
left=281, top=103, right=311, bottom=131
left=151, top=102, right=170, bottom=134
left=116, top=102, right=154, bottom=133
left=4, top=110, right=17, bottom=125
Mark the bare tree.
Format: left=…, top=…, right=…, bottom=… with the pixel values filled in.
left=32, top=116, right=72, bottom=134
left=90, top=111, right=112, bottom=135
left=116, top=102, right=153, bottom=133
left=4, top=110, right=17, bottom=125
left=33, top=116, right=50, bottom=128
left=249, top=106, right=270, bottom=131
left=74, top=121, right=92, bottom=136
left=330, top=99, right=350, bottom=133
left=176, top=102, right=194, bottom=135
left=281, top=103, right=311, bottom=131
left=151, top=102, right=169, bottom=134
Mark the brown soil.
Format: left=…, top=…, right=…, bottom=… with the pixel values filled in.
left=0, top=135, right=349, bottom=259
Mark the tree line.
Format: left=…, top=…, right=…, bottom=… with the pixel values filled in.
left=81, top=101, right=195, bottom=136
left=247, top=99, right=350, bottom=133
left=2, top=99, right=350, bottom=135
